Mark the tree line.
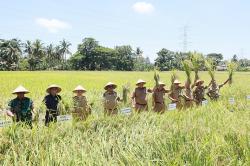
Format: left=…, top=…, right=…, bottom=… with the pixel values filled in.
left=0, top=37, right=249, bottom=71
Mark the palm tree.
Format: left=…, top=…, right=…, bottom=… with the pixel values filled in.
left=24, top=40, right=33, bottom=57
left=24, top=40, right=35, bottom=70
left=24, top=39, right=44, bottom=70
left=33, top=39, right=44, bottom=70
left=46, top=44, right=54, bottom=68
left=0, top=39, right=22, bottom=70
left=59, top=39, right=71, bottom=69
left=54, top=45, right=62, bottom=65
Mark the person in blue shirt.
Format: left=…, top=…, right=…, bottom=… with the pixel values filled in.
left=43, top=84, right=62, bottom=126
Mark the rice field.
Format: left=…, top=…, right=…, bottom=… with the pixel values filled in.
left=0, top=71, right=250, bottom=165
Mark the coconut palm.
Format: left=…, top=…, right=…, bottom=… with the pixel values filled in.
left=0, top=39, right=22, bottom=70
left=59, top=39, right=71, bottom=69
left=24, top=39, right=44, bottom=70
left=24, top=40, right=33, bottom=57
left=45, top=44, right=55, bottom=68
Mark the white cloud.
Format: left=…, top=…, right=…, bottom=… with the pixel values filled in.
left=132, top=2, right=155, bottom=14
left=35, top=18, right=71, bottom=33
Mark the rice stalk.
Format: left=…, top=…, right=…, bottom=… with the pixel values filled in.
left=205, top=59, right=215, bottom=80
left=122, top=83, right=130, bottom=104
left=170, top=70, right=178, bottom=91
left=190, top=52, right=203, bottom=81
left=227, top=62, right=238, bottom=85
left=154, top=69, right=160, bottom=87
left=182, top=60, right=192, bottom=84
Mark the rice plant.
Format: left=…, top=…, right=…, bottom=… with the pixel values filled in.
left=182, top=60, right=192, bottom=84
left=122, top=83, right=130, bottom=104
left=205, top=58, right=216, bottom=80
left=0, top=71, right=249, bottom=165
left=154, top=69, right=160, bottom=87
left=190, top=52, right=203, bottom=81
left=170, top=70, right=178, bottom=91
left=227, top=62, right=238, bottom=85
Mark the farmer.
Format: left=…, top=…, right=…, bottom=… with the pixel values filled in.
left=206, top=78, right=231, bottom=100
left=193, top=79, right=208, bottom=105
left=103, top=82, right=120, bottom=115
left=152, top=82, right=170, bottom=113
left=131, top=79, right=152, bottom=112
left=183, top=81, right=194, bottom=108
left=168, top=80, right=185, bottom=109
left=8, top=85, right=34, bottom=127
left=72, top=85, right=91, bottom=120
left=43, top=84, right=62, bottom=126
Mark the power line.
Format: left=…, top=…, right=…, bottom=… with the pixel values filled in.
left=180, top=25, right=191, bottom=53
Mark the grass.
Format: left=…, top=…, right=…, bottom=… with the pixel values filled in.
left=0, top=71, right=250, bottom=165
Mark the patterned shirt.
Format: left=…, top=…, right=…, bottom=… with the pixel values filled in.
left=8, top=97, right=33, bottom=121
left=193, top=86, right=206, bottom=102
left=73, top=96, right=88, bottom=110
left=103, top=91, right=118, bottom=110
left=153, top=88, right=169, bottom=104
left=169, top=87, right=183, bottom=101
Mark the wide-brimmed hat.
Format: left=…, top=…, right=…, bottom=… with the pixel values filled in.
left=104, top=82, right=117, bottom=90
left=12, top=85, right=29, bottom=94
left=73, top=85, right=87, bottom=93
left=195, top=79, right=204, bottom=86
left=46, top=84, right=62, bottom=93
left=136, top=79, right=146, bottom=85
left=173, top=80, right=181, bottom=84
left=158, top=82, right=166, bottom=86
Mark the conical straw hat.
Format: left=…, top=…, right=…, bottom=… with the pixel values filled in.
left=104, top=82, right=117, bottom=90
left=46, top=84, right=62, bottom=93
left=158, top=81, right=166, bottom=86
left=136, top=79, right=146, bottom=85
left=12, top=85, right=29, bottom=94
left=73, top=85, right=87, bottom=93
left=173, top=80, right=181, bottom=84
left=195, top=79, right=204, bottom=86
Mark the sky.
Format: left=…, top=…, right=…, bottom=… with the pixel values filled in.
left=0, top=0, right=249, bottom=62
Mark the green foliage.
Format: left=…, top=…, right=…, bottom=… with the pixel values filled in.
left=1, top=37, right=249, bottom=72
left=155, top=49, right=184, bottom=71
left=206, top=53, right=223, bottom=66
left=70, top=39, right=137, bottom=71
left=0, top=39, right=22, bottom=70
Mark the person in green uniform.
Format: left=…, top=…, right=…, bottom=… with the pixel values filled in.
left=207, top=78, right=231, bottom=100
left=132, top=79, right=152, bottom=113
left=152, top=82, right=170, bottom=113
left=8, top=85, right=34, bottom=127
left=193, top=79, right=208, bottom=105
left=168, top=80, right=185, bottom=109
left=183, top=81, right=194, bottom=108
left=72, top=85, right=91, bottom=120
left=103, top=82, right=121, bottom=115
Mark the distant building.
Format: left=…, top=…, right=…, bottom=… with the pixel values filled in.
left=216, top=64, right=227, bottom=71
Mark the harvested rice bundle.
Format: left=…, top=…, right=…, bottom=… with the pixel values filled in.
left=227, top=62, right=238, bottom=85
left=205, top=59, right=216, bottom=80
left=122, top=83, right=130, bottom=104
